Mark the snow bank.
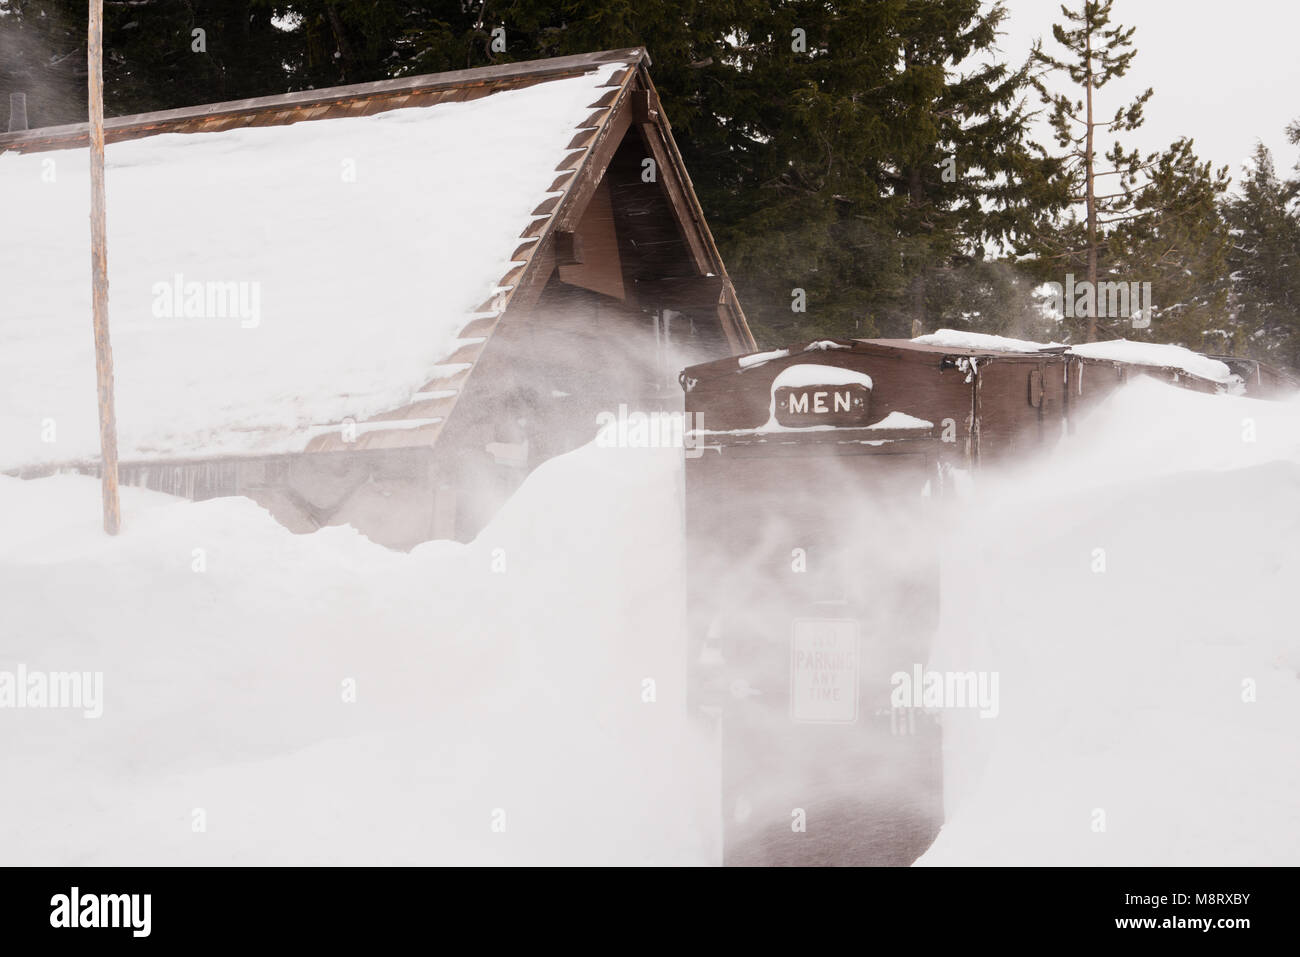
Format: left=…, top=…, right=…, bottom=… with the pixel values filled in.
left=3, top=376, right=1298, bottom=865
left=0, top=64, right=621, bottom=472
left=1034, top=376, right=1300, bottom=487
left=917, top=380, right=1300, bottom=865
left=1066, top=339, right=1236, bottom=383
left=0, top=442, right=715, bottom=865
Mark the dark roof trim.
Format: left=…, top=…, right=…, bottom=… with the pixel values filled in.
left=0, top=48, right=648, bottom=155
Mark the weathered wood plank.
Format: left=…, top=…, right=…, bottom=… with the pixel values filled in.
left=633, top=275, right=724, bottom=311
left=635, top=121, right=711, bottom=271
left=552, top=88, right=634, bottom=234
left=553, top=230, right=584, bottom=266
left=1, top=48, right=648, bottom=154
left=88, top=0, right=121, bottom=535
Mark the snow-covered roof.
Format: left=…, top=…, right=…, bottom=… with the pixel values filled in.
left=0, top=52, right=641, bottom=472
left=910, top=330, right=1057, bottom=353
left=912, top=329, right=1236, bottom=383
left=1065, top=340, right=1234, bottom=384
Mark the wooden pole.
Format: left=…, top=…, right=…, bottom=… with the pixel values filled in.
left=88, top=0, right=121, bottom=535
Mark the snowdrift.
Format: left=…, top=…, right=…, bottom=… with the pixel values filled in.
left=0, top=445, right=715, bottom=865
left=1, top=375, right=1297, bottom=865
left=918, top=378, right=1300, bottom=864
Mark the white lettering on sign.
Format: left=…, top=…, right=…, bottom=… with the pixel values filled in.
left=776, top=385, right=869, bottom=423
left=789, top=619, right=859, bottom=723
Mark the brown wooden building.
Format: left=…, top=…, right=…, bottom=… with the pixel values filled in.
left=680, top=337, right=1260, bottom=469
left=1, top=49, right=754, bottom=546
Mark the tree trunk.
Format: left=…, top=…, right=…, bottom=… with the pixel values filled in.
left=908, top=158, right=927, bottom=336
left=326, top=3, right=358, bottom=78
left=1084, top=17, right=1098, bottom=342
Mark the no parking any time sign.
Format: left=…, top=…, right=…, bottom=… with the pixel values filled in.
left=789, top=619, right=859, bottom=723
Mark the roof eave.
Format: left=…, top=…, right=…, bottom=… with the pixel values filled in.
left=0, top=48, right=649, bottom=155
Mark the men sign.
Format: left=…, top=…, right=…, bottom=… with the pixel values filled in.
left=789, top=619, right=859, bottom=723
left=774, top=383, right=871, bottom=428
left=768, top=363, right=874, bottom=428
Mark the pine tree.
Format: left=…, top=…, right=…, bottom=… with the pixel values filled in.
left=1224, top=141, right=1300, bottom=367
left=878, top=0, right=1067, bottom=337
left=703, top=0, right=1063, bottom=342
left=921, top=258, right=1060, bottom=342
left=1028, top=0, right=1153, bottom=341
left=1104, top=138, right=1231, bottom=349
left=0, top=0, right=90, bottom=128
left=0, top=0, right=300, bottom=125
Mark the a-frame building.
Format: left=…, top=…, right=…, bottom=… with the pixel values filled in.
left=0, top=49, right=754, bottom=545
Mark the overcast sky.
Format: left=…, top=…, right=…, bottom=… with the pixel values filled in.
left=996, top=0, right=1300, bottom=190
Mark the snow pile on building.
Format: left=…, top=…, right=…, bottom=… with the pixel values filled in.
left=2, top=376, right=1298, bottom=864
left=1066, top=339, right=1235, bottom=383
left=0, top=63, right=621, bottom=472
left=912, top=328, right=1239, bottom=384
left=911, top=330, right=1057, bottom=353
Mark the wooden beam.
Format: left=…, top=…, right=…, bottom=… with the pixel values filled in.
left=640, top=74, right=754, bottom=351
left=505, top=240, right=557, bottom=319
left=88, top=0, right=121, bottom=535
left=634, top=122, right=712, bottom=272
left=553, top=230, right=584, bottom=266
left=0, top=48, right=649, bottom=154
left=630, top=90, right=659, bottom=125
left=552, top=96, right=633, bottom=234
left=715, top=298, right=747, bottom=354
left=633, top=275, right=725, bottom=312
